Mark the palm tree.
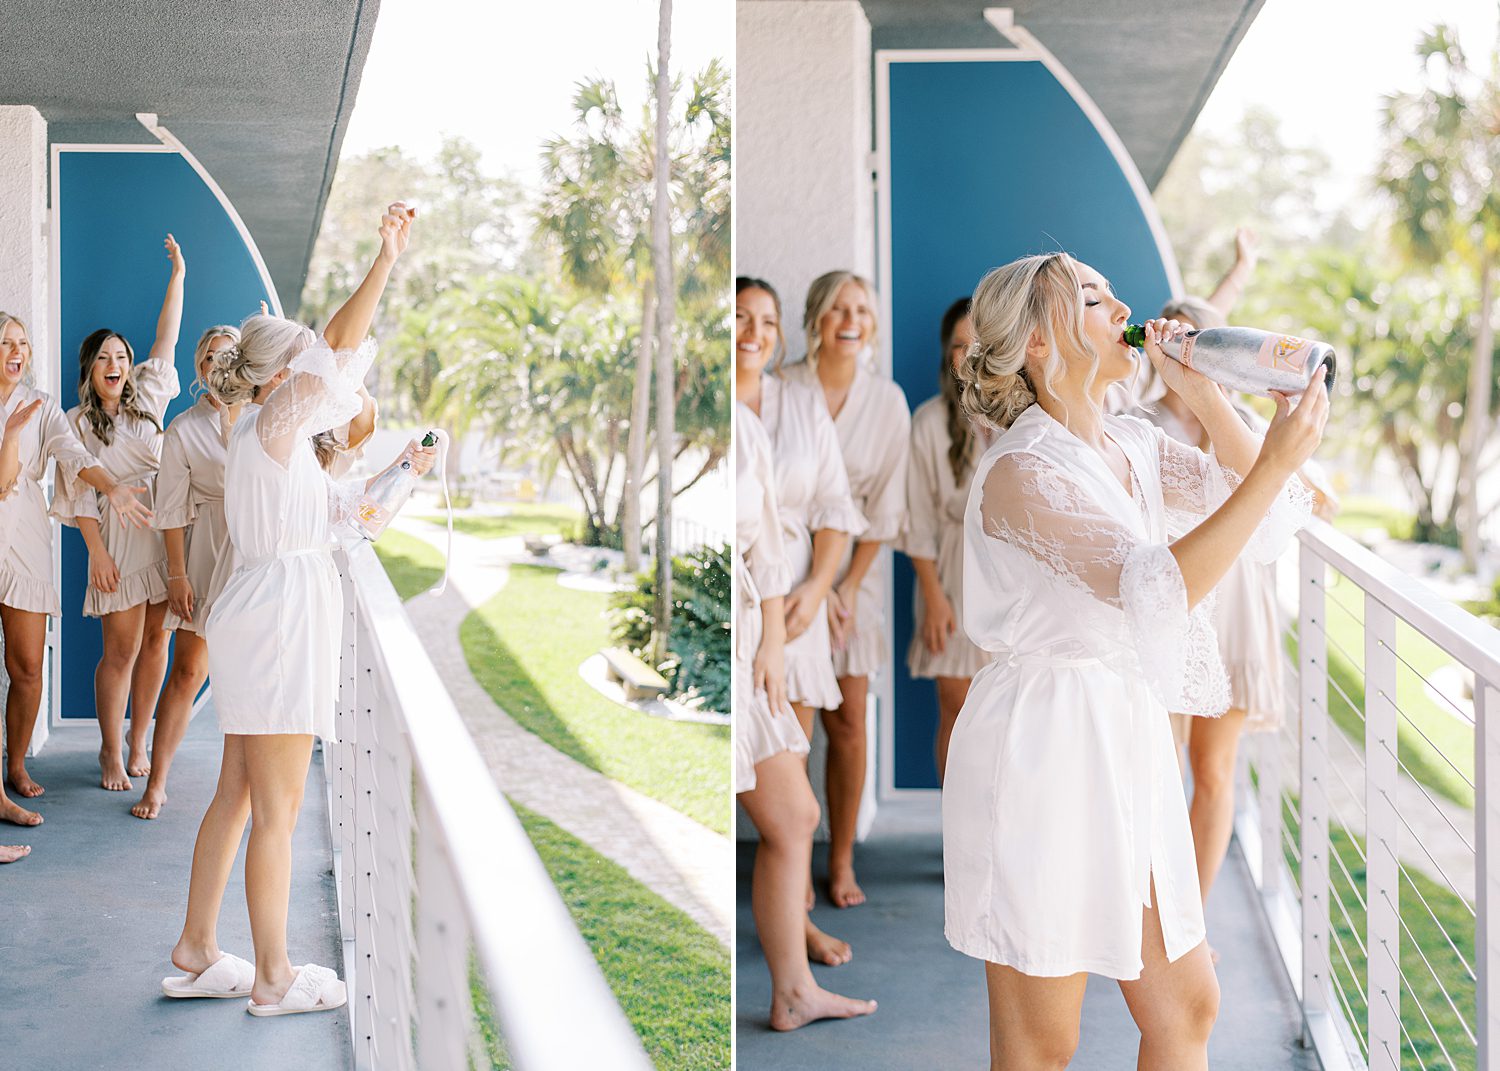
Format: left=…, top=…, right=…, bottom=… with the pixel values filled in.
left=1377, top=24, right=1500, bottom=567
left=650, top=0, right=676, bottom=663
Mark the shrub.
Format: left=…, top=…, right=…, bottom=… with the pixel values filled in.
left=608, top=544, right=731, bottom=712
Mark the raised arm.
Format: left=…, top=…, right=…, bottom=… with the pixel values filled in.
left=1205, top=227, right=1258, bottom=318
left=324, top=203, right=414, bottom=351
left=150, top=234, right=186, bottom=363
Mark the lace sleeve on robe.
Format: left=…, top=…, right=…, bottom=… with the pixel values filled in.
left=978, top=450, right=1230, bottom=715
left=325, top=472, right=365, bottom=529
left=1156, top=429, right=1312, bottom=559
left=258, top=338, right=377, bottom=468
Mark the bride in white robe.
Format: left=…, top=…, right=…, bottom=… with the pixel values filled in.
left=941, top=253, right=1325, bottom=1068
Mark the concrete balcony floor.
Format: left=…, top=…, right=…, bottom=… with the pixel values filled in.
left=2, top=707, right=349, bottom=1068
left=735, top=798, right=1320, bottom=1070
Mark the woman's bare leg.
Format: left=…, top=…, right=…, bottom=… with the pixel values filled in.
left=2, top=606, right=48, bottom=799
left=133, top=628, right=208, bottom=819
left=172, top=734, right=250, bottom=974
left=739, top=750, right=875, bottom=1031
left=824, top=674, right=868, bottom=907
left=1187, top=707, right=1249, bottom=904
left=125, top=600, right=171, bottom=777
left=791, top=701, right=817, bottom=910
left=243, top=733, right=314, bottom=1007
left=934, top=675, right=970, bottom=786
left=984, top=961, right=1088, bottom=1070
left=1118, top=880, right=1220, bottom=1070
left=97, top=604, right=147, bottom=790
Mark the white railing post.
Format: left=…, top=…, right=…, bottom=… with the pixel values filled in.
left=1365, top=598, right=1400, bottom=1069
left=336, top=561, right=358, bottom=936
left=1300, top=543, right=1334, bottom=1046
left=371, top=692, right=414, bottom=1071
left=353, top=656, right=380, bottom=1071
left=1477, top=681, right=1500, bottom=1068
left=414, top=783, right=476, bottom=1070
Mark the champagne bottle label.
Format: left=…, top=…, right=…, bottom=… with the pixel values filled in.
left=356, top=500, right=393, bottom=532
left=1256, top=334, right=1313, bottom=374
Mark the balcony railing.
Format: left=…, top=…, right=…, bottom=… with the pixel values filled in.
left=1236, top=520, right=1500, bottom=1070
left=329, top=543, right=652, bottom=1070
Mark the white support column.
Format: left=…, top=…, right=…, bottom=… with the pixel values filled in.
left=0, top=106, right=48, bottom=752
left=1365, top=599, right=1400, bottom=1069
left=736, top=1, right=875, bottom=311
left=1477, top=681, right=1500, bottom=1069
left=1300, top=545, right=1334, bottom=1043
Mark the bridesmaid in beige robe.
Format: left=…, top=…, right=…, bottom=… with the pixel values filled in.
left=899, top=298, right=995, bottom=784
left=0, top=311, right=153, bottom=818
left=784, top=270, right=910, bottom=909
left=54, top=234, right=184, bottom=792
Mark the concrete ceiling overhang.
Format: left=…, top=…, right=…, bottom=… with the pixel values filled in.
left=1, top=0, right=381, bottom=315
left=861, top=0, right=1266, bottom=190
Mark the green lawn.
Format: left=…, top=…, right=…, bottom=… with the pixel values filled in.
left=461, top=563, right=729, bottom=834
left=1291, top=571, right=1475, bottom=808
left=1277, top=794, right=1476, bottom=1069
left=468, top=804, right=730, bottom=1071
left=372, top=528, right=447, bottom=600
left=416, top=503, right=581, bottom=542
left=1333, top=494, right=1416, bottom=541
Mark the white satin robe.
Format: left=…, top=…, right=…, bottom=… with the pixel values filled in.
left=733, top=404, right=808, bottom=792
left=942, top=405, right=1309, bottom=978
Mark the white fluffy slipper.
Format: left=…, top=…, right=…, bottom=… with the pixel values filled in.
left=246, top=963, right=348, bottom=1017
left=162, top=953, right=255, bottom=999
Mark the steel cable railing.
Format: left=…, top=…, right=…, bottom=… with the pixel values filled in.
left=1232, top=520, right=1498, bottom=1071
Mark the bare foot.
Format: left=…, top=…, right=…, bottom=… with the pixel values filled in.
left=6, top=766, right=44, bottom=798
left=0, top=844, right=30, bottom=863
left=127, top=747, right=151, bottom=778
left=99, top=749, right=132, bottom=792
left=131, top=786, right=167, bottom=820
left=806, top=919, right=852, bottom=966
left=828, top=863, right=865, bottom=908
left=0, top=797, right=42, bottom=827
left=769, top=981, right=877, bottom=1031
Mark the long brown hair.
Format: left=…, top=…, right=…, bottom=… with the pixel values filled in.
left=76, top=329, right=162, bottom=445
left=938, top=297, right=973, bottom=483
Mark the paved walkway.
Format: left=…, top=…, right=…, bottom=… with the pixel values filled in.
left=736, top=798, right=1318, bottom=1070
left=2, top=709, right=349, bottom=1068
left=391, top=517, right=734, bottom=947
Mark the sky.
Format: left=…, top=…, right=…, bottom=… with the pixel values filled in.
left=341, top=0, right=732, bottom=188
left=1194, top=0, right=1499, bottom=212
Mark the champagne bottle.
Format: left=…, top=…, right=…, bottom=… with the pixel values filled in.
left=1122, top=324, right=1336, bottom=398
left=349, top=430, right=438, bottom=541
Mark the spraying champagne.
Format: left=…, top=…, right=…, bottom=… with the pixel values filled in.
left=1123, top=323, right=1336, bottom=399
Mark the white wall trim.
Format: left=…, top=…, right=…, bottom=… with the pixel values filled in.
left=135, top=114, right=284, bottom=315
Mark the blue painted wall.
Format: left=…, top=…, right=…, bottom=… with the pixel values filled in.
left=886, top=59, right=1175, bottom=788
left=56, top=149, right=272, bottom=718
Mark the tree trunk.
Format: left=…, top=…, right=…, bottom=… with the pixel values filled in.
left=1458, top=253, right=1495, bottom=569
left=650, top=0, right=676, bottom=667
left=622, top=285, right=656, bottom=571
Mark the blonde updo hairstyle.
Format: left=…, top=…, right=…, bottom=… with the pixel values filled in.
left=802, top=270, right=879, bottom=369
left=958, top=252, right=1100, bottom=432
left=205, top=314, right=316, bottom=406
